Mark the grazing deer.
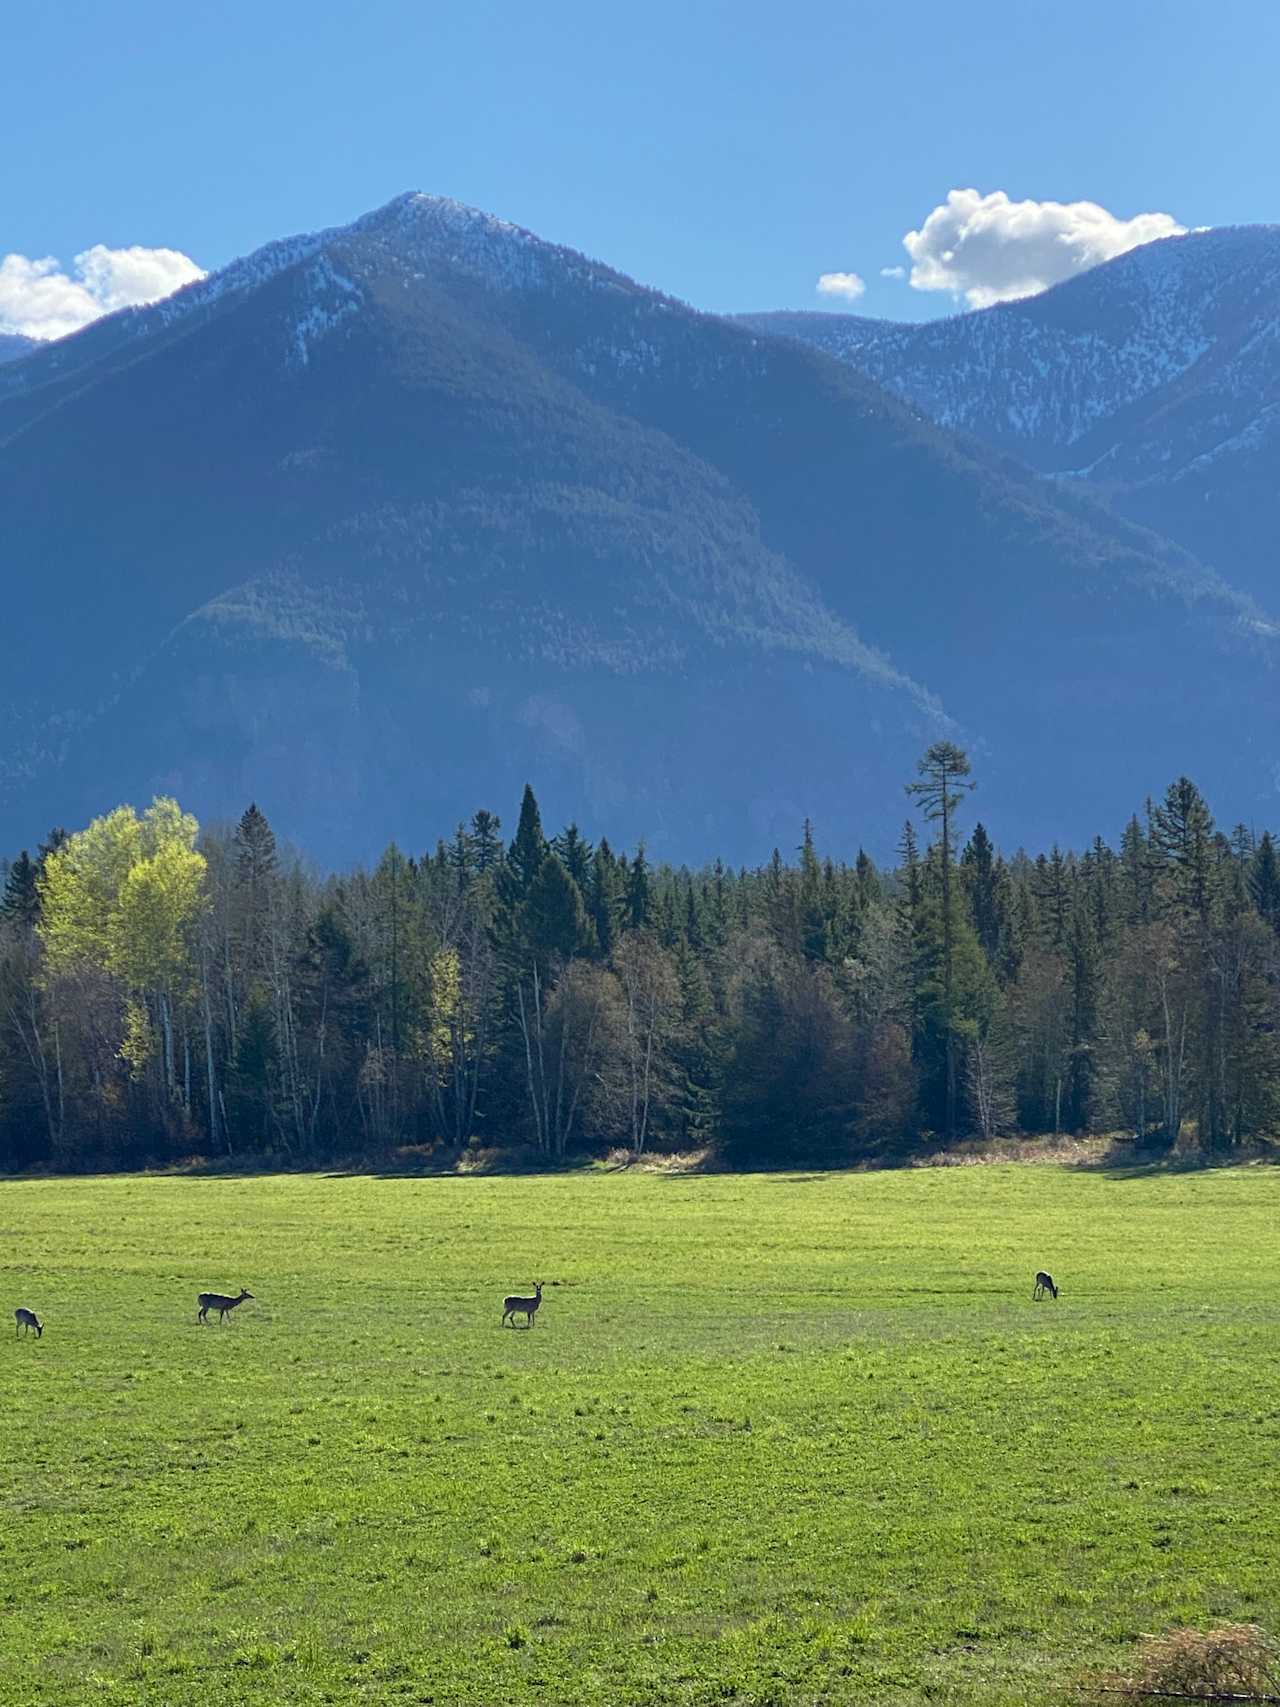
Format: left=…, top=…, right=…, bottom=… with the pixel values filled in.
left=197, top=1287, right=254, bottom=1324
left=14, top=1307, right=42, bottom=1338
left=1033, top=1270, right=1059, bottom=1300
left=502, top=1282, right=543, bottom=1328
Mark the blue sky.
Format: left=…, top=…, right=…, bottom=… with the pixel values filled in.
left=2, top=0, right=1277, bottom=327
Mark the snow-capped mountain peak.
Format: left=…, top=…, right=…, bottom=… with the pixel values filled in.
left=0, top=191, right=652, bottom=407
left=740, top=224, right=1280, bottom=597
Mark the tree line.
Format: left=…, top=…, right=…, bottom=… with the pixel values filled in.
left=3, top=743, right=1280, bottom=1173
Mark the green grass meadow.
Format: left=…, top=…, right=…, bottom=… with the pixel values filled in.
left=2, top=1163, right=1279, bottom=1705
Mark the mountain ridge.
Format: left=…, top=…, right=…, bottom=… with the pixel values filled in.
left=739, top=224, right=1280, bottom=596
left=1, top=196, right=1276, bottom=860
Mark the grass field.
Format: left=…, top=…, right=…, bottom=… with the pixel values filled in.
left=2, top=1163, right=1279, bottom=1706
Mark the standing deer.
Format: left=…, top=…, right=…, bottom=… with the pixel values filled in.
left=1033, top=1270, right=1059, bottom=1300
left=502, top=1282, right=543, bottom=1328
left=197, top=1287, right=254, bottom=1324
left=14, top=1307, right=42, bottom=1338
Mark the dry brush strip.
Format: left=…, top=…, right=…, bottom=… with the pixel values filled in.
left=1089, top=1625, right=1280, bottom=1703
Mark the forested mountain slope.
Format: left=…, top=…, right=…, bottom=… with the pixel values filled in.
left=743, top=225, right=1280, bottom=598
left=1, top=196, right=1275, bottom=860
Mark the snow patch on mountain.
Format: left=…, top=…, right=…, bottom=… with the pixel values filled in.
left=745, top=225, right=1280, bottom=477
left=286, top=256, right=363, bottom=367
left=341, top=191, right=651, bottom=305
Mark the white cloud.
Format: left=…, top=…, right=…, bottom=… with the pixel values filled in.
left=816, top=270, right=866, bottom=302
left=901, top=188, right=1186, bottom=308
left=0, top=243, right=205, bottom=340
left=880, top=265, right=906, bottom=280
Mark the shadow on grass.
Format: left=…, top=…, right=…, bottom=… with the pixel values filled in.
left=8, top=1138, right=1278, bottom=1186
left=657, top=1171, right=831, bottom=1184
left=1077, top=1137, right=1280, bottom=1180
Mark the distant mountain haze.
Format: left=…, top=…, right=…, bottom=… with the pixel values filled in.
left=1, top=196, right=1276, bottom=862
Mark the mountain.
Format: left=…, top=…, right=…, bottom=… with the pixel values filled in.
left=0, top=196, right=1276, bottom=864
left=0, top=333, right=35, bottom=365
left=741, top=225, right=1280, bottom=599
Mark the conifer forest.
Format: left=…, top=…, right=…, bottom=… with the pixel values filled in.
left=3, top=744, right=1279, bottom=1174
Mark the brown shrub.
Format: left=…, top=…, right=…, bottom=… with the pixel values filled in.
left=1096, top=1624, right=1280, bottom=1701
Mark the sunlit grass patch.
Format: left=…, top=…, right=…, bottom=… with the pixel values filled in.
left=1, top=1164, right=1278, bottom=1703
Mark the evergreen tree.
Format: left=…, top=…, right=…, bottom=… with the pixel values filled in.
left=625, top=844, right=653, bottom=932
left=552, top=823, right=593, bottom=891
left=961, top=823, right=1001, bottom=964
left=369, top=843, right=419, bottom=1059
left=447, top=823, right=475, bottom=889
left=897, top=823, right=921, bottom=921
left=589, top=839, right=623, bottom=958
left=708, top=859, right=730, bottom=945
left=1083, top=836, right=1117, bottom=951
left=1151, top=776, right=1215, bottom=920
left=232, top=803, right=279, bottom=991
left=235, top=803, right=277, bottom=894
left=670, top=939, right=722, bottom=1146
left=0, top=852, right=40, bottom=927
left=520, top=856, right=594, bottom=973
left=1119, top=814, right=1154, bottom=927
left=469, top=810, right=503, bottom=874
left=227, top=987, right=280, bottom=1147
left=854, top=848, right=880, bottom=908
left=1, top=829, right=68, bottom=929
left=504, top=786, right=547, bottom=899
left=655, top=882, right=680, bottom=948
left=964, top=995, right=1017, bottom=1138
left=1063, top=904, right=1102, bottom=1132
left=906, top=743, right=975, bottom=1137
left=722, top=951, right=855, bottom=1167
left=294, top=897, right=372, bottom=1143
left=996, top=859, right=1033, bottom=986
left=797, top=821, right=828, bottom=962
left=683, top=878, right=705, bottom=950
left=491, top=787, right=548, bottom=960
left=1215, top=831, right=1249, bottom=920
left=1248, top=830, right=1280, bottom=933
left=911, top=849, right=996, bottom=1135
left=823, top=856, right=859, bottom=964
left=1034, top=846, right=1071, bottom=949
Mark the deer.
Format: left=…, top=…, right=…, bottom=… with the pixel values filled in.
left=197, top=1287, right=254, bottom=1324
left=14, top=1307, right=42, bottom=1338
left=502, top=1282, right=543, bottom=1328
left=1033, top=1270, right=1059, bottom=1300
